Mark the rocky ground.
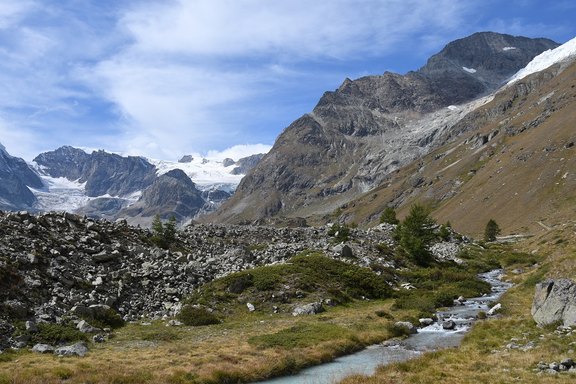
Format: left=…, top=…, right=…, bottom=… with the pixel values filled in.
left=0, top=210, right=469, bottom=352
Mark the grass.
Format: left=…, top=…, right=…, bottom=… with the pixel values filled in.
left=340, top=241, right=576, bottom=384
left=187, top=251, right=393, bottom=314
left=0, top=243, right=557, bottom=384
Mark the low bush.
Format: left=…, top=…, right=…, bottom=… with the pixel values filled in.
left=177, top=305, right=220, bottom=326
left=33, top=323, right=87, bottom=345
left=82, top=307, right=125, bottom=329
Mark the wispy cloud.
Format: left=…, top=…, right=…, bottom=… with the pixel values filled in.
left=0, top=0, right=573, bottom=161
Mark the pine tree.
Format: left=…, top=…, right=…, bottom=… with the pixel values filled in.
left=484, top=219, right=501, bottom=242
left=396, top=204, right=436, bottom=266
left=380, top=207, right=399, bottom=225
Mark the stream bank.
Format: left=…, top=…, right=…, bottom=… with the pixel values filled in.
left=259, top=269, right=512, bottom=384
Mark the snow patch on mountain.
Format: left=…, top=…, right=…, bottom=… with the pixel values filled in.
left=30, top=177, right=90, bottom=212
left=508, top=36, right=576, bottom=84
left=503, top=46, right=517, bottom=51
left=462, top=67, right=477, bottom=73
left=151, top=158, right=244, bottom=192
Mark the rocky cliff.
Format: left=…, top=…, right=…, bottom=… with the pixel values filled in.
left=210, top=32, right=558, bottom=225
left=0, top=144, right=43, bottom=210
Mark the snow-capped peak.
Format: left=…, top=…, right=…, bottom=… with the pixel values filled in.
left=508, top=36, right=576, bottom=84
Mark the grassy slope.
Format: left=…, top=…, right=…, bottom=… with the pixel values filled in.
left=337, top=60, right=576, bottom=238
left=341, top=235, right=576, bottom=384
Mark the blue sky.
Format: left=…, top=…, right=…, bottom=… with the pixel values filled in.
left=0, top=0, right=574, bottom=161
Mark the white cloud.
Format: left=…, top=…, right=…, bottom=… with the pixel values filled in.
left=81, top=0, right=480, bottom=160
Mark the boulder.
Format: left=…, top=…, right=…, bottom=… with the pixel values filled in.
left=32, top=343, right=55, bottom=354
left=419, top=318, right=434, bottom=327
left=487, top=303, right=502, bottom=316
left=532, top=279, right=576, bottom=326
left=77, top=320, right=101, bottom=334
left=292, top=302, right=324, bottom=316
left=442, top=320, right=457, bottom=330
left=394, top=321, right=418, bottom=334
left=54, top=342, right=89, bottom=357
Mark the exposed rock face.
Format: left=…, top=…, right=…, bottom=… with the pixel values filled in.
left=212, top=32, right=558, bottom=224
left=120, top=169, right=205, bottom=223
left=0, top=144, right=43, bottom=210
left=418, top=32, right=558, bottom=104
left=532, top=279, right=576, bottom=327
left=230, top=154, right=265, bottom=175
left=34, top=146, right=157, bottom=197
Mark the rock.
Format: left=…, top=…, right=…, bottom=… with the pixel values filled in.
left=71, top=305, right=93, bottom=318
left=292, top=302, right=324, bottom=316
left=246, top=303, right=255, bottom=312
left=77, top=320, right=101, bottom=334
left=341, top=244, right=354, bottom=258
left=25, top=321, right=38, bottom=333
left=487, top=303, right=502, bottom=316
left=532, top=279, right=576, bottom=327
left=442, top=320, right=457, bottom=330
left=92, top=334, right=105, bottom=343
left=419, top=318, right=434, bottom=327
left=166, top=320, right=183, bottom=327
left=54, top=341, right=89, bottom=357
left=394, top=321, right=418, bottom=334
left=561, top=358, right=575, bottom=368
left=32, top=344, right=55, bottom=354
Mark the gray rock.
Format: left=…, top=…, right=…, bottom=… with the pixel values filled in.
left=92, top=334, right=105, bottom=343
left=532, top=279, right=576, bottom=326
left=561, top=358, right=575, bottom=368
left=32, top=343, right=55, bottom=354
left=419, top=318, right=434, bottom=327
left=442, top=320, right=457, bottom=330
left=25, top=321, right=38, bottom=333
left=246, top=303, right=256, bottom=312
left=77, top=320, right=101, bottom=334
left=292, top=302, right=324, bottom=316
left=54, top=341, right=89, bottom=357
left=394, top=321, right=418, bottom=334
left=341, top=244, right=354, bottom=258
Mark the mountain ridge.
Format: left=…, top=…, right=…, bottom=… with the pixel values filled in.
left=208, top=32, right=560, bottom=226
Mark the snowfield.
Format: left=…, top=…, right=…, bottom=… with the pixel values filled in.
left=507, top=36, right=576, bottom=84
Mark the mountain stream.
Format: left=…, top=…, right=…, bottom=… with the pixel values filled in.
left=258, top=269, right=512, bottom=384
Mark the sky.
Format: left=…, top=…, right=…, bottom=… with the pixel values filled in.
left=0, top=0, right=574, bottom=162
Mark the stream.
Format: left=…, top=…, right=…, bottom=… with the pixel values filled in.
left=259, top=269, right=512, bottom=384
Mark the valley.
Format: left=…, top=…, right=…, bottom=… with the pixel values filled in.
left=1, top=30, right=576, bottom=384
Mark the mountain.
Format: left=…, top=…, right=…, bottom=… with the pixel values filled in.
left=209, top=32, right=559, bottom=225
left=33, top=146, right=158, bottom=197
left=120, top=169, right=206, bottom=225
left=339, top=42, right=576, bottom=237
left=29, top=147, right=265, bottom=224
left=0, top=143, right=43, bottom=210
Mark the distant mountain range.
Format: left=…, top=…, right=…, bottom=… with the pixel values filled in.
left=0, top=144, right=264, bottom=226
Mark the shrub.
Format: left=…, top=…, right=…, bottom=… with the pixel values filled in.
left=380, top=207, right=399, bottom=225
left=386, top=322, right=413, bottom=338
left=33, top=323, right=87, bottom=345
left=177, top=305, right=220, bottom=326
left=375, top=310, right=394, bottom=320
left=151, top=215, right=177, bottom=249
left=83, top=307, right=125, bottom=329
left=328, top=223, right=351, bottom=243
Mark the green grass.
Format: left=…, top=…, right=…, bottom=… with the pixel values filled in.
left=248, top=322, right=356, bottom=349
left=186, top=251, right=393, bottom=315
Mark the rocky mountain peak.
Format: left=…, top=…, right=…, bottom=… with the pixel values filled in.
left=211, top=32, right=561, bottom=225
